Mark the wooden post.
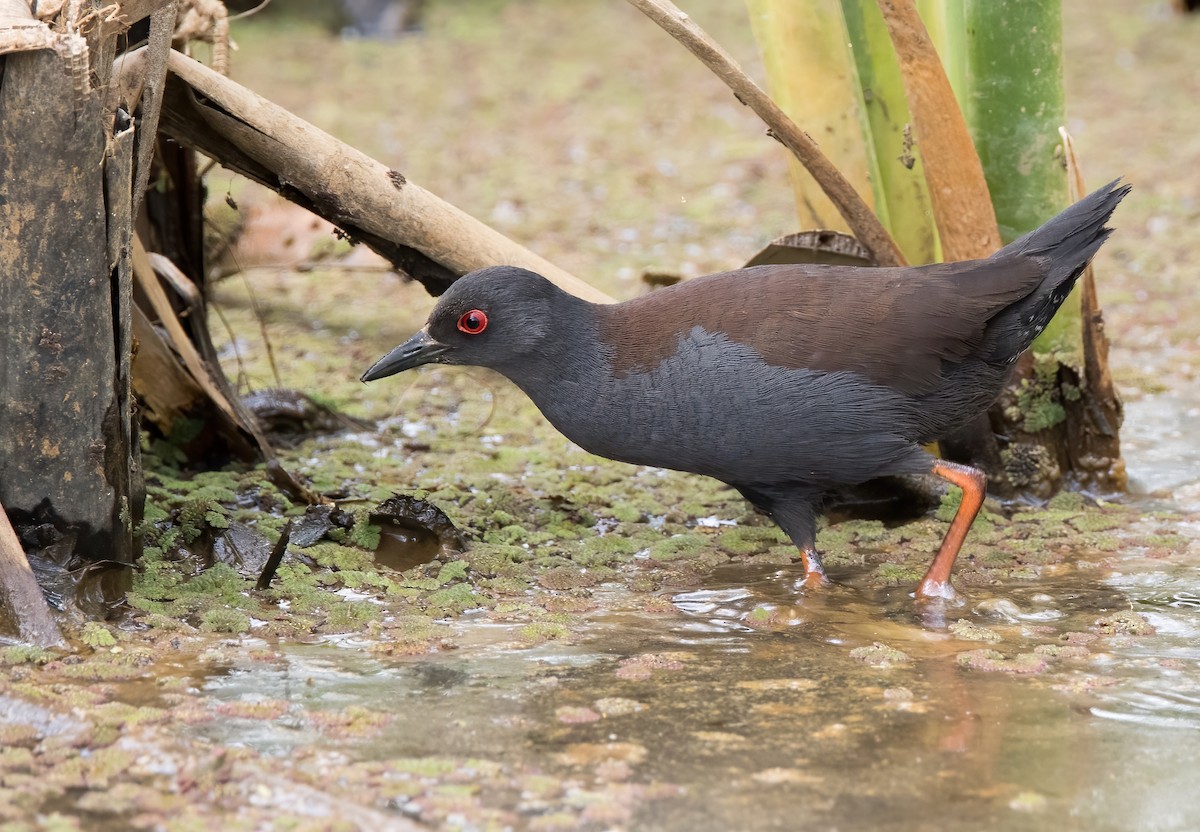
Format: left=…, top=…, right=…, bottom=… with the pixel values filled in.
left=0, top=0, right=175, bottom=634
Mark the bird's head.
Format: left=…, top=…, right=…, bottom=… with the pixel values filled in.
left=360, top=266, right=565, bottom=382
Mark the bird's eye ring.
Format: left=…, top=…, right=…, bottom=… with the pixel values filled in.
left=457, top=309, right=488, bottom=335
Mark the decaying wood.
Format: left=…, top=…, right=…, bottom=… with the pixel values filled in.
left=130, top=301, right=258, bottom=461
left=129, top=2, right=178, bottom=220
left=1060, top=128, right=1126, bottom=492
left=0, top=0, right=55, bottom=54
left=120, top=48, right=615, bottom=302
left=0, top=44, right=125, bottom=557
left=106, top=105, right=144, bottom=565
left=624, top=0, right=905, bottom=268
left=132, top=304, right=208, bottom=427
left=875, top=0, right=1002, bottom=262
left=113, top=34, right=318, bottom=484
left=255, top=517, right=291, bottom=591
left=132, top=233, right=308, bottom=476
left=174, top=0, right=229, bottom=74
left=115, top=0, right=180, bottom=25
left=1, top=0, right=178, bottom=633
left=0, top=502, right=64, bottom=647
left=133, top=235, right=239, bottom=424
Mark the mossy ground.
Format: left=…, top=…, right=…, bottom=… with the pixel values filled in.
left=5, top=0, right=1200, bottom=828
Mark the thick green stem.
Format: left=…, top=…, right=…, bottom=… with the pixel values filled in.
left=963, top=1, right=1068, bottom=244
left=963, top=0, right=1071, bottom=350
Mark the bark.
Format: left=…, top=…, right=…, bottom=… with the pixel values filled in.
left=0, top=503, right=64, bottom=647
left=0, top=43, right=128, bottom=561
left=1060, top=129, right=1125, bottom=493
left=0, top=0, right=174, bottom=633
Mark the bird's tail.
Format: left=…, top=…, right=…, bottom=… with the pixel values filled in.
left=987, top=178, right=1130, bottom=360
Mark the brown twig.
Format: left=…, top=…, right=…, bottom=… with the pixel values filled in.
left=256, top=518, right=292, bottom=590
left=624, top=0, right=905, bottom=267
left=0, top=503, right=65, bottom=647
left=266, top=459, right=325, bottom=507
left=1059, top=127, right=1126, bottom=491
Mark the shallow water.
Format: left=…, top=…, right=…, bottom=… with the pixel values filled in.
left=157, top=383, right=1200, bottom=829
left=183, top=548, right=1200, bottom=830
left=124, top=381, right=1200, bottom=830
left=3, top=382, right=1194, bottom=830
left=1123, top=389, right=1200, bottom=500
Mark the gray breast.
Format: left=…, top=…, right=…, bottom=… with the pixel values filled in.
left=526, top=327, right=926, bottom=487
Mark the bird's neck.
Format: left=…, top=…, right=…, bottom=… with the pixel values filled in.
left=491, top=296, right=617, bottom=436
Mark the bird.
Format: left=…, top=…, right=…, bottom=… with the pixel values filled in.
left=362, top=180, right=1129, bottom=600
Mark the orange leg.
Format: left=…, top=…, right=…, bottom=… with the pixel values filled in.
left=917, top=460, right=987, bottom=600
left=798, top=547, right=832, bottom=590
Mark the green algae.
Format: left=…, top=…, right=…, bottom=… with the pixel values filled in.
left=1046, top=491, right=1086, bottom=511
left=716, top=525, right=786, bottom=556
left=78, top=623, right=117, bottom=649
left=321, top=600, right=382, bottom=632
left=1033, top=643, right=1090, bottom=659
left=125, top=424, right=1149, bottom=641
left=648, top=534, right=710, bottom=562
left=1068, top=512, right=1126, bottom=533
left=518, top=621, right=573, bottom=644
left=569, top=534, right=642, bottom=566
left=426, top=582, right=484, bottom=615
left=538, top=567, right=602, bottom=590
left=460, top=543, right=525, bottom=575
left=955, top=649, right=1049, bottom=674
left=871, top=563, right=925, bottom=586
left=1005, top=353, right=1072, bottom=433
left=305, top=541, right=375, bottom=572
left=0, top=647, right=55, bottom=667
left=1093, top=610, right=1156, bottom=636
left=949, top=620, right=1004, bottom=643
left=199, top=608, right=252, bottom=634
left=849, top=643, right=911, bottom=667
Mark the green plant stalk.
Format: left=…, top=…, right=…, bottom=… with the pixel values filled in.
left=841, top=0, right=939, bottom=264
left=918, top=1, right=1073, bottom=353
left=963, top=0, right=1068, bottom=244
left=963, top=0, right=1071, bottom=351
left=744, top=0, right=874, bottom=233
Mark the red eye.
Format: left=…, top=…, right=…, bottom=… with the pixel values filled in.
left=457, top=309, right=488, bottom=335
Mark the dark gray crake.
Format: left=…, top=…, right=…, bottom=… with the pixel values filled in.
left=362, top=180, right=1128, bottom=600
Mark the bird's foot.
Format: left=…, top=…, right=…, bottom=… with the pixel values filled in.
left=912, top=580, right=966, bottom=628
left=793, top=547, right=831, bottom=592
left=795, top=569, right=833, bottom=593
left=914, top=577, right=961, bottom=602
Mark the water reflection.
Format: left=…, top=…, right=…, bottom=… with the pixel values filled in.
left=179, top=552, right=1200, bottom=830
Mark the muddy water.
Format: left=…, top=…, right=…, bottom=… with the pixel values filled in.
left=188, top=549, right=1200, bottom=830
left=170, top=386, right=1200, bottom=830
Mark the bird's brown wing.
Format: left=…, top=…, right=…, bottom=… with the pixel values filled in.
left=598, top=259, right=1045, bottom=394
